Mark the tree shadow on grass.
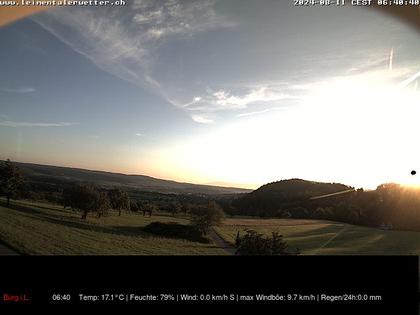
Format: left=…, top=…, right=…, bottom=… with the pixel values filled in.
left=110, top=226, right=154, bottom=237
left=1, top=201, right=52, bottom=216
left=16, top=201, right=67, bottom=212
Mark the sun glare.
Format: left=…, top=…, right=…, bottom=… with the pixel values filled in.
left=154, top=68, right=420, bottom=189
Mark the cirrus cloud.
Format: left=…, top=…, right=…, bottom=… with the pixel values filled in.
left=0, top=87, right=36, bottom=94
left=0, top=120, right=78, bottom=127
left=31, top=0, right=240, bottom=124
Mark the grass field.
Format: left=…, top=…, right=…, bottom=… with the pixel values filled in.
left=215, top=218, right=420, bottom=255
left=2, top=199, right=420, bottom=255
left=0, top=199, right=226, bottom=255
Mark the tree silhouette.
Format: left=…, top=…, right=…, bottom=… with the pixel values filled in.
left=62, top=184, right=109, bottom=219
left=0, top=159, right=24, bottom=205
left=108, top=188, right=130, bottom=216
left=189, top=201, right=225, bottom=235
left=96, top=191, right=111, bottom=218
left=168, top=202, right=181, bottom=217
left=181, top=201, right=191, bottom=216
left=142, top=202, right=156, bottom=217
left=235, top=230, right=290, bottom=255
left=130, top=200, right=139, bottom=212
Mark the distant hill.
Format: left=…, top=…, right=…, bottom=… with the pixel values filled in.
left=13, top=162, right=252, bottom=195
left=255, top=179, right=351, bottom=198
left=232, top=179, right=353, bottom=216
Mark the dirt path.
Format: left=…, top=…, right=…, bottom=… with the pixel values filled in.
left=0, top=241, right=19, bottom=255
left=310, top=189, right=355, bottom=200
left=209, top=228, right=236, bottom=255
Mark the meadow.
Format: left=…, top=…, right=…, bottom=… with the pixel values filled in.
left=2, top=199, right=420, bottom=255
left=0, top=199, right=226, bottom=255
left=215, top=218, right=420, bottom=255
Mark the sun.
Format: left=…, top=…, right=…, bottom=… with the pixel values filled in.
left=148, top=66, right=420, bottom=189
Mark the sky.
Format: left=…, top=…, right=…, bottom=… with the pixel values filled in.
left=0, top=1, right=420, bottom=189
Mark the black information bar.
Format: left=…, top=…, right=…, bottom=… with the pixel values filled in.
left=0, top=256, right=418, bottom=312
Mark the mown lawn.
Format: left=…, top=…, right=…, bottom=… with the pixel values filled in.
left=215, top=218, right=420, bottom=255
left=0, top=199, right=226, bottom=255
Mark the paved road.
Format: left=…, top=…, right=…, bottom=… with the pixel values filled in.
left=209, top=228, right=236, bottom=255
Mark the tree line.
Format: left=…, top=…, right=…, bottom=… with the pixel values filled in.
left=6, top=159, right=420, bottom=232
left=0, top=159, right=225, bottom=237
left=229, top=181, right=420, bottom=231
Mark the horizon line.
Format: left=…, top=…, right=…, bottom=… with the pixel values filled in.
left=1, top=158, right=255, bottom=191
left=1, top=158, right=409, bottom=191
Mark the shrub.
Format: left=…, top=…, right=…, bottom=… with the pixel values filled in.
left=143, top=222, right=211, bottom=243
left=235, top=229, right=297, bottom=255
